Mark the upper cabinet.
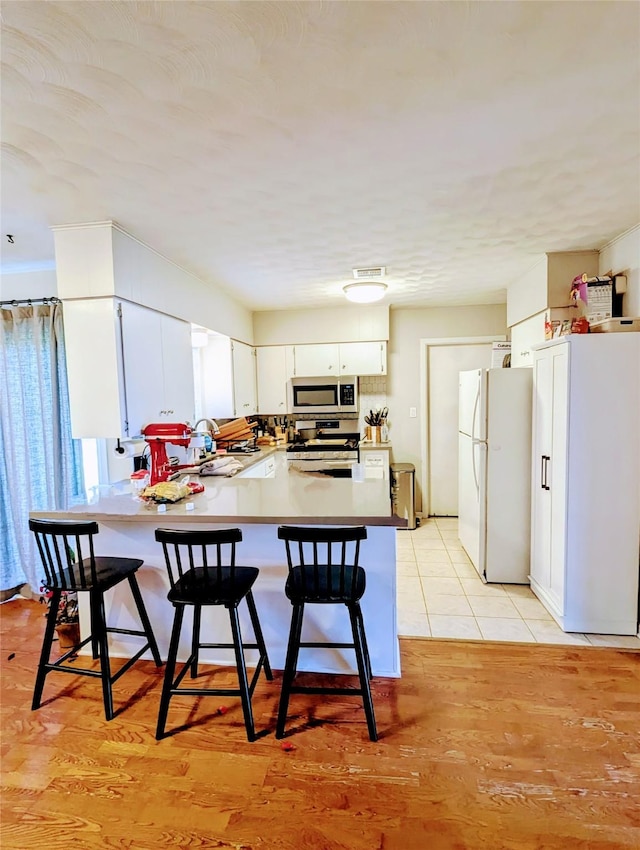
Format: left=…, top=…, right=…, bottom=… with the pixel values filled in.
left=232, top=340, right=258, bottom=416
left=200, top=335, right=257, bottom=418
left=292, top=343, right=340, bottom=376
left=291, top=342, right=387, bottom=377
left=64, top=298, right=195, bottom=438
left=256, top=346, right=294, bottom=414
left=339, top=341, right=387, bottom=375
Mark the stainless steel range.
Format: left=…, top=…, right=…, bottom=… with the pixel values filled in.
left=286, top=419, right=360, bottom=477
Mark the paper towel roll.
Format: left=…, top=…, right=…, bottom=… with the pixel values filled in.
left=114, top=439, right=146, bottom=458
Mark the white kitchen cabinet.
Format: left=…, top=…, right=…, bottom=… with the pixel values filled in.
left=530, top=334, right=640, bottom=635
left=235, top=453, right=276, bottom=478
left=232, top=340, right=258, bottom=416
left=359, top=445, right=391, bottom=480
left=339, top=341, right=387, bottom=375
left=292, top=343, right=340, bottom=376
left=201, top=336, right=257, bottom=418
left=510, top=312, right=546, bottom=368
left=291, top=341, right=387, bottom=377
left=64, top=298, right=195, bottom=438
left=122, top=303, right=195, bottom=433
left=256, top=346, right=294, bottom=414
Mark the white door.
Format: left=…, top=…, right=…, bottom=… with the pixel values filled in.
left=428, top=343, right=493, bottom=516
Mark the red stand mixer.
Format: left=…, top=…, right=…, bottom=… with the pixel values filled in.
left=141, top=423, right=193, bottom=485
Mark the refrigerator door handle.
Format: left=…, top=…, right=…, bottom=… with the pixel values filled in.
left=471, top=382, right=480, bottom=441
left=471, top=439, right=486, bottom=495
left=541, top=455, right=550, bottom=490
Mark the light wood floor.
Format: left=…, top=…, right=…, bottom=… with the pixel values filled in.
left=1, top=598, right=639, bottom=850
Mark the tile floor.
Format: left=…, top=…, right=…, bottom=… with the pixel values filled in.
left=397, top=517, right=640, bottom=649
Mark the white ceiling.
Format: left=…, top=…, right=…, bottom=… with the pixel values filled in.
left=2, top=1, right=639, bottom=311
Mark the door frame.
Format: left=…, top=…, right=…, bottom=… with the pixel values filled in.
left=419, top=335, right=505, bottom=517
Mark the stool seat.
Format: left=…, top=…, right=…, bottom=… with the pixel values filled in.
left=285, top=564, right=366, bottom=603
left=29, top=518, right=162, bottom=721
left=155, top=527, right=272, bottom=742
left=276, top=525, right=378, bottom=742
left=168, top=566, right=259, bottom=606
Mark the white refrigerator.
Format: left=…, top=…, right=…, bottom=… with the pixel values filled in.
left=458, top=368, right=532, bottom=583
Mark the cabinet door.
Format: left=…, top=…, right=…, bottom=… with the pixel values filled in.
left=339, top=341, right=387, bottom=375
left=293, top=344, right=339, bottom=376
left=256, top=346, right=294, bottom=414
left=121, top=302, right=164, bottom=436
left=548, top=346, right=568, bottom=610
left=160, top=315, right=195, bottom=424
left=510, top=313, right=545, bottom=368
left=201, top=335, right=234, bottom=418
left=530, top=350, right=553, bottom=591
left=530, top=343, right=568, bottom=613
left=64, top=298, right=127, bottom=438
left=232, top=341, right=257, bottom=416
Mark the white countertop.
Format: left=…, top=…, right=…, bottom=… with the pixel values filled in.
left=33, top=451, right=403, bottom=527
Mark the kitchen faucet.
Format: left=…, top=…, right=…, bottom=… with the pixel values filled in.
left=194, top=418, right=220, bottom=435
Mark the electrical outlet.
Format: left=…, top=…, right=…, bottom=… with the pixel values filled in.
left=409, top=407, right=417, bottom=418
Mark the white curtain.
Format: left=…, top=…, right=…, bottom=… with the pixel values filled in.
left=0, top=302, right=85, bottom=593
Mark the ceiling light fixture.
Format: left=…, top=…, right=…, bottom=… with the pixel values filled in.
left=343, top=281, right=388, bottom=303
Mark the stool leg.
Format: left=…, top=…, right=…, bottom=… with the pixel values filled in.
left=127, top=573, right=162, bottom=667
left=355, top=604, right=373, bottom=680
left=191, top=605, right=202, bottom=678
left=348, top=603, right=378, bottom=742
left=32, top=589, right=61, bottom=710
left=275, top=602, right=305, bottom=739
left=90, top=593, right=100, bottom=660
left=228, top=604, right=256, bottom=742
left=245, top=590, right=273, bottom=681
left=94, top=590, right=115, bottom=721
left=156, top=605, right=184, bottom=740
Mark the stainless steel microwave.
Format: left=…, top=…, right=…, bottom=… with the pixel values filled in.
left=288, top=376, right=358, bottom=414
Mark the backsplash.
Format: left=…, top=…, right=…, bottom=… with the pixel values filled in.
left=359, top=376, right=388, bottom=433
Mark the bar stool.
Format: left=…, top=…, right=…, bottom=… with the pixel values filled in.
left=154, top=527, right=273, bottom=741
left=29, top=518, right=162, bottom=721
left=276, top=525, right=377, bottom=741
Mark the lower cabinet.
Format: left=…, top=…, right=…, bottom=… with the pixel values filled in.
left=236, top=454, right=276, bottom=478
left=530, top=335, right=640, bottom=635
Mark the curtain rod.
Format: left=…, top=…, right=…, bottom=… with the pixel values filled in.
left=0, top=296, right=61, bottom=307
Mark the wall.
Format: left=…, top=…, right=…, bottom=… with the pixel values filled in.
left=388, top=304, right=507, bottom=512
left=53, top=221, right=253, bottom=342
left=598, top=224, right=640, bottom=318
left=254, top=305, right=389, bottom=345
left=0, top=269, right=58, bottom=300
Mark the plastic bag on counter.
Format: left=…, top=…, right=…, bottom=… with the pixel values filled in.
left=199, top=457, right=244, bottom=477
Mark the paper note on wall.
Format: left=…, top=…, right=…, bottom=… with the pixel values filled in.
left=491, top=342, right=511, bottom=368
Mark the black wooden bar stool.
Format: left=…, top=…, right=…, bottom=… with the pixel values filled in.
left=29, top=518, right=162, bottom=720
left=276, top=525, right=377, bottom=741
left=154, top=527, right=273, bottom=741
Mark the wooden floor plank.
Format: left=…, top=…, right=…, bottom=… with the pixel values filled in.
left=1, top=598, right=638, bottom=849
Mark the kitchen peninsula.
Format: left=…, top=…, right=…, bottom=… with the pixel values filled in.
left=30, top=451, right=404, bottom=677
